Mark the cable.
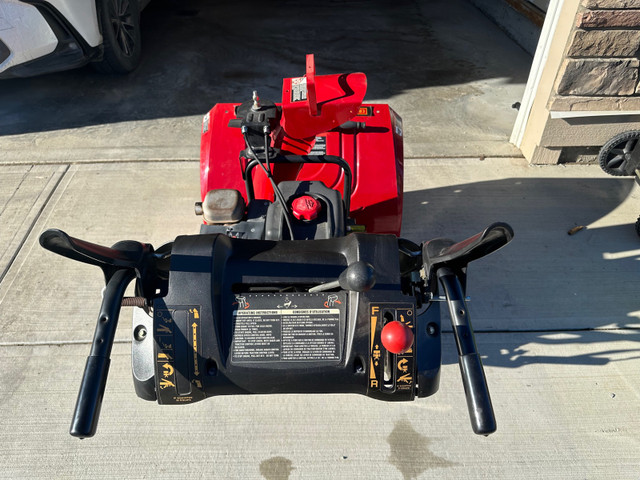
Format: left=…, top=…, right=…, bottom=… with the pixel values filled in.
left=260, top=128, right=296, bottom=240
left=263, top=126, right=271, bottom=172
left=242, top=129, right=296, bottom=240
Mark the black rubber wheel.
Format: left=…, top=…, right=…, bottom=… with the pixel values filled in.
left=598, top=130, right=640, bottom=177
left=635, top=216, right=640, bottom=238
left=94, top=0, right=142, bottom=74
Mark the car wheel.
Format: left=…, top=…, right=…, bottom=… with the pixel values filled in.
left=94, top=0, right=142, bottom=74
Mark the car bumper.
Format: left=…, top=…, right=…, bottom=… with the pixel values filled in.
left=0, top=0, right=98, bottom=79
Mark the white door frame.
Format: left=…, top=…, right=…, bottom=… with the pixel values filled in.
left=510, top=0, right=565, bottom=147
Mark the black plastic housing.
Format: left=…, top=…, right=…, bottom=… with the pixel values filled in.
left=132, top=233, right=441, bottom=404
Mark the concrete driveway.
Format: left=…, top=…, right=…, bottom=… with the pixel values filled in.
left=1, top=158, right=639, bottom=479
left=1, top=0, right=639, bottom=479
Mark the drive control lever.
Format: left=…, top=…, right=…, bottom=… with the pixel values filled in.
left=438, top=268, right=495, bottom=435
left=422, top=223, right=514, bottom=435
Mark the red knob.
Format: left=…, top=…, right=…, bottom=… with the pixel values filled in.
left=291, top=195, right=321, bottom=221
left=381, top=321, right=414, bottom=354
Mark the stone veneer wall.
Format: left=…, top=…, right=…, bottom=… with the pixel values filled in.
left=553, top=0, right=640, bottom=110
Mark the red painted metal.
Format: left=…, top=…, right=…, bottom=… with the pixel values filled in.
left=305, top=54, right=318, bottom=117
left=199, top=58, right=404, bottom=235
left=278, top=54, right=366, bottom=147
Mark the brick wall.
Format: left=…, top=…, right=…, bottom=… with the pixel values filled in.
left=554, top=0, right=640, bottom=106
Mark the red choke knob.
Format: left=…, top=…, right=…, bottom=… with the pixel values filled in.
left=381, top=321, right=414, bottom=354
left=292, top=195, right=320, bottom=221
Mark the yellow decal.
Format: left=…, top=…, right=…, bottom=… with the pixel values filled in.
left=370, top=315, right=377, bottom=351
left=192, top=322, right=200, bottom=376
left=369, top=306, right=380, bottom=390
left=157, top=324, right=172, bottom=334
left=397, top=358, right=409, bottom=373
left=159, top=378, right=175, bottom=390
left=400, top=313, right=413, bottom=328
left=173, top=396, right=193, bottom=403
left=372, top=346, right=381, bottom=366
left=157, top=352, right=173, bottom=362
left=398, top=373, right=412, bottom=384
left=162, top=363, right=174, bottom=378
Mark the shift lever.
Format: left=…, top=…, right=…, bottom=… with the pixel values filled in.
left=308, top=261, right=376, bottom=292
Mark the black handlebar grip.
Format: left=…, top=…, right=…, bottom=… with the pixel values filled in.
left=70, top=356, right=111, bottom=438
left=459, top=353, right=496, bottom=435
left=69, top=268, right=135, bottom=438
left=437, top=267, right=497, bottom=436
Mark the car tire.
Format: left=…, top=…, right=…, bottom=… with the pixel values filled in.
left=94, top=0, right=142, bottom=74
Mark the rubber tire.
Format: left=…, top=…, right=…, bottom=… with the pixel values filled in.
left=94, top=0, right=142, bottom=74
left=598, top=130, right=640, bottom=177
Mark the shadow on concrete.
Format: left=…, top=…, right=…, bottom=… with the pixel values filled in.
left=403, top=175, right=640, bottom=368
left=473, top=330, right=640, bottom=369
left=0, top=0, right=531, bottom=136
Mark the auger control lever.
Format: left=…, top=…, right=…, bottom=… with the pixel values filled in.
left=39, top=229, right=164, bottom=438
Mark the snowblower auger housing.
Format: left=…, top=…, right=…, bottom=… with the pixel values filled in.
left=39, top=55, right=514, bottom=439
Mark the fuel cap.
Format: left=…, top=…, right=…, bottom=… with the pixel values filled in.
left=381, top=321, right=414, bottom=354
left=292, top=195, right=321, bottom=221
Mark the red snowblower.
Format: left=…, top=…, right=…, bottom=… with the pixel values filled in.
left=40, top=55, right=514, bottom=438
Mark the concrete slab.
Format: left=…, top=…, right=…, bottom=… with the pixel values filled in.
left=0, top=118, right=201, bottom=165
left=0, top=332, right=638, bottom=479
left=0, top=0, right=529, bottom=163
left=0, top=162, right=200, bottom=344
left=0, top=165, right=66, bottom=281
left=402, top=158, right=640, bottom=331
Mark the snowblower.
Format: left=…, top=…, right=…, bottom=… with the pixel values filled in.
left=40, top=55, right=513, bottom=438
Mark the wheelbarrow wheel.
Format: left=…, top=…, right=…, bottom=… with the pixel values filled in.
left=598, top=130, right=640, bottom=177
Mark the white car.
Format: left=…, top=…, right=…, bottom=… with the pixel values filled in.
left=0, top=0, right=150, bottom=78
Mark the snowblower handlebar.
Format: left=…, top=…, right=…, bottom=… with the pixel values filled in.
left=438, top=268, right=496, bottom=435
left=39, top=229, right=162, bottom=438
left=40, top=220, right=513, bottom=438
left=69, top=269, right=135, bottom=438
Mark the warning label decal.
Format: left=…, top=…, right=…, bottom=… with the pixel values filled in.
left=309, top=136, right=327, bottom=155
left=231, top=293, right=346, bottom=363
left=291, top=77, right=308, bottom=102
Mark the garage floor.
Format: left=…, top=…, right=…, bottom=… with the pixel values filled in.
left=1, top=158, right=640, bottom=479
left=0, top=0, right=530, bottom=162
left=5, top=2, right=637, bottom=479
